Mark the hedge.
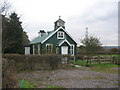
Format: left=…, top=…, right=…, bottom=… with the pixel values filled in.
left=2, top=58, right=19, bottom=88
left=2, top=54, right=70, bottom=72
left=3, top=54, right=71, bottom=88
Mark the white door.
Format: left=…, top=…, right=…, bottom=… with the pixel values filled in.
left=61, top=46, right=68, bottom=54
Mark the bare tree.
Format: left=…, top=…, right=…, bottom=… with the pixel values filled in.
left=0, top=0, right=11, bottom=16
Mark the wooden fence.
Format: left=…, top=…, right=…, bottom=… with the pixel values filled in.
left=83, top=56, right=115, bottom=64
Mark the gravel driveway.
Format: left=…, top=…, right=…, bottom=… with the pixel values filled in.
left=18, top=67, right=119, bottom=88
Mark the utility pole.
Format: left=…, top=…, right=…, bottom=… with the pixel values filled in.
left=85, top=27, right=89, bottom=66
left=85, top=27, right=88, bottom=39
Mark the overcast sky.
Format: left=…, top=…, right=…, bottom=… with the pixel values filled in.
left=9, top=0, right=119, bottom=46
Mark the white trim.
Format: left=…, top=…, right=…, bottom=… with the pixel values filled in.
left=46, top=44, right=53, bottom=47
left=57, top=31, right=64, bottom=39
left=56, top=47, right=59, bottom=54
left=46, top=44, right=53, bottom=53
left=42, top=27, right=63, bottom=44
left=70, top=44, right=74, bottom=56
left=59, top=39, right=71, bottom=46
left=41, top=26, right=76, bottom=44
left=33, top=45, right=35, bottom=55
left=38, top=44, right=40, bottom=54
left=57, top=22, right=60, bottom=26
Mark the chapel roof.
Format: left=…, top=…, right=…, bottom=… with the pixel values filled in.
left=30, top=30, right=54, bottom=44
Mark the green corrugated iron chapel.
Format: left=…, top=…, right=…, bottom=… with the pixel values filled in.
left=25, top=17, right=77, bottom=56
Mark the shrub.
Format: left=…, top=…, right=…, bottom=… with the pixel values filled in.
left=76, top=55, right=84, bottom=60
left=47, top=54, right=62, bottom=69
left=111, top=55, right=120, bottom=65
left=3, top=54, right=65, bottom=71
left=2, top=54, right=71, bottom=88
left=2, top=58, right=19, bottom=88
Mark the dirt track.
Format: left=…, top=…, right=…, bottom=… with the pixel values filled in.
left=18, top=67, right=119, bottom=88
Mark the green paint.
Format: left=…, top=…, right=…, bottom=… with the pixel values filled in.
left=30, top=28, right=77, bottom=55
left=41, top=29, right=77, bottom=55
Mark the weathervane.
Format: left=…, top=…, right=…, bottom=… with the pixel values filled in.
left=59, top=16, right=61, bottom=19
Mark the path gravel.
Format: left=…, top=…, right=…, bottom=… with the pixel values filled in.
left=18, top=67, right=119, bottom=88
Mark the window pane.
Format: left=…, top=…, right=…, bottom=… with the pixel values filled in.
left=57, top=32, right=64, bottom=39
left=46, top=44, right=52, bottom=53
left=70, top=45, right=74, bottom=55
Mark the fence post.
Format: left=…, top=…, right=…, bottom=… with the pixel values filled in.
left=110, top=56, right=112, bottom=63
left=98, top=56, right=100, bottom=64
left=112, top=56, right=115, bottom=64
left=83, top=56, right=86, bottom=66
left=74, top=56, right=75, bottom=63
left=86, top=56, right=89, bottom=66
left=90, top=56, right=92, bottom=64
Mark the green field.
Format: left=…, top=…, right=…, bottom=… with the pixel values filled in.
left=112, top=55, right=120, bottom=59
left=74, top=55, right=120, bottom=66
left=74, top=60, right=118, bottom=66
left=73, top=57, right=119, bottom=74
left=102, top=55, right=120, bottom=59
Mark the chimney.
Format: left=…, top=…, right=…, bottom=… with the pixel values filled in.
left=38, top=30, right=46, bottom=37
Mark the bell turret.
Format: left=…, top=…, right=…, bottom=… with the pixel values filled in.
left=54, top=16, right=65, bottom=30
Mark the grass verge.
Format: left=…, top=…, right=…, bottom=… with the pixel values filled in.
left=47, top=85, right=64, bottom=88
left=73, top=60, right=119, bottom=73
left=19, top=80, right=37, bottom=88
left=90, top=63, right=119, bottom=74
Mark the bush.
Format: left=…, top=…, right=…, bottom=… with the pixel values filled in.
left=3, top=54, right=65, bottom=71
left=2, top=58, right=19, bottom=88
left=76, top=55, right=84, bottom=60
left=2, top=54, right=71, bottom=88
left=111, top=55, right=120, bottom=65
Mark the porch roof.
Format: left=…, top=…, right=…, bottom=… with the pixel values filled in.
left=57, top=39, right=65, bottom=45
left=57, top=39, right=71, bottom=46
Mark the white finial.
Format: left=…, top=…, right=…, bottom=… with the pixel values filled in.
left=59, top=16, right=61, bottom=19
left=85, top=27, right=88, bottom=30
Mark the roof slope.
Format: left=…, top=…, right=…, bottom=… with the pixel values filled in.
left=41, top=26, right=77, bottom=44
left=57, top=39, right=65, bottom=45
left=30, top=26, right=77, bottom=44
left=30, top=30, right=54, bottom=44
left=55, top=18, right=65, bottom=23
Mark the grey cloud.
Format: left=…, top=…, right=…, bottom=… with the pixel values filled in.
left=66, top=2, right=118, bottom=46
left=82, top=2, right=117, bottom=24
left=23, top=1, right=118, bottom=46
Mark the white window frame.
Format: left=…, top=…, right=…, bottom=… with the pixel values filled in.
left=57, top=22, right=60, bottom=26
left=56, top=47, right=59, bottom=54
left=46, top=44, right=53, bottom=53
left=57, top=31, right=64, bottom=39
left=70, top=44, right=74, bottom=56
left=38, top=44, right=40, bottom=54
